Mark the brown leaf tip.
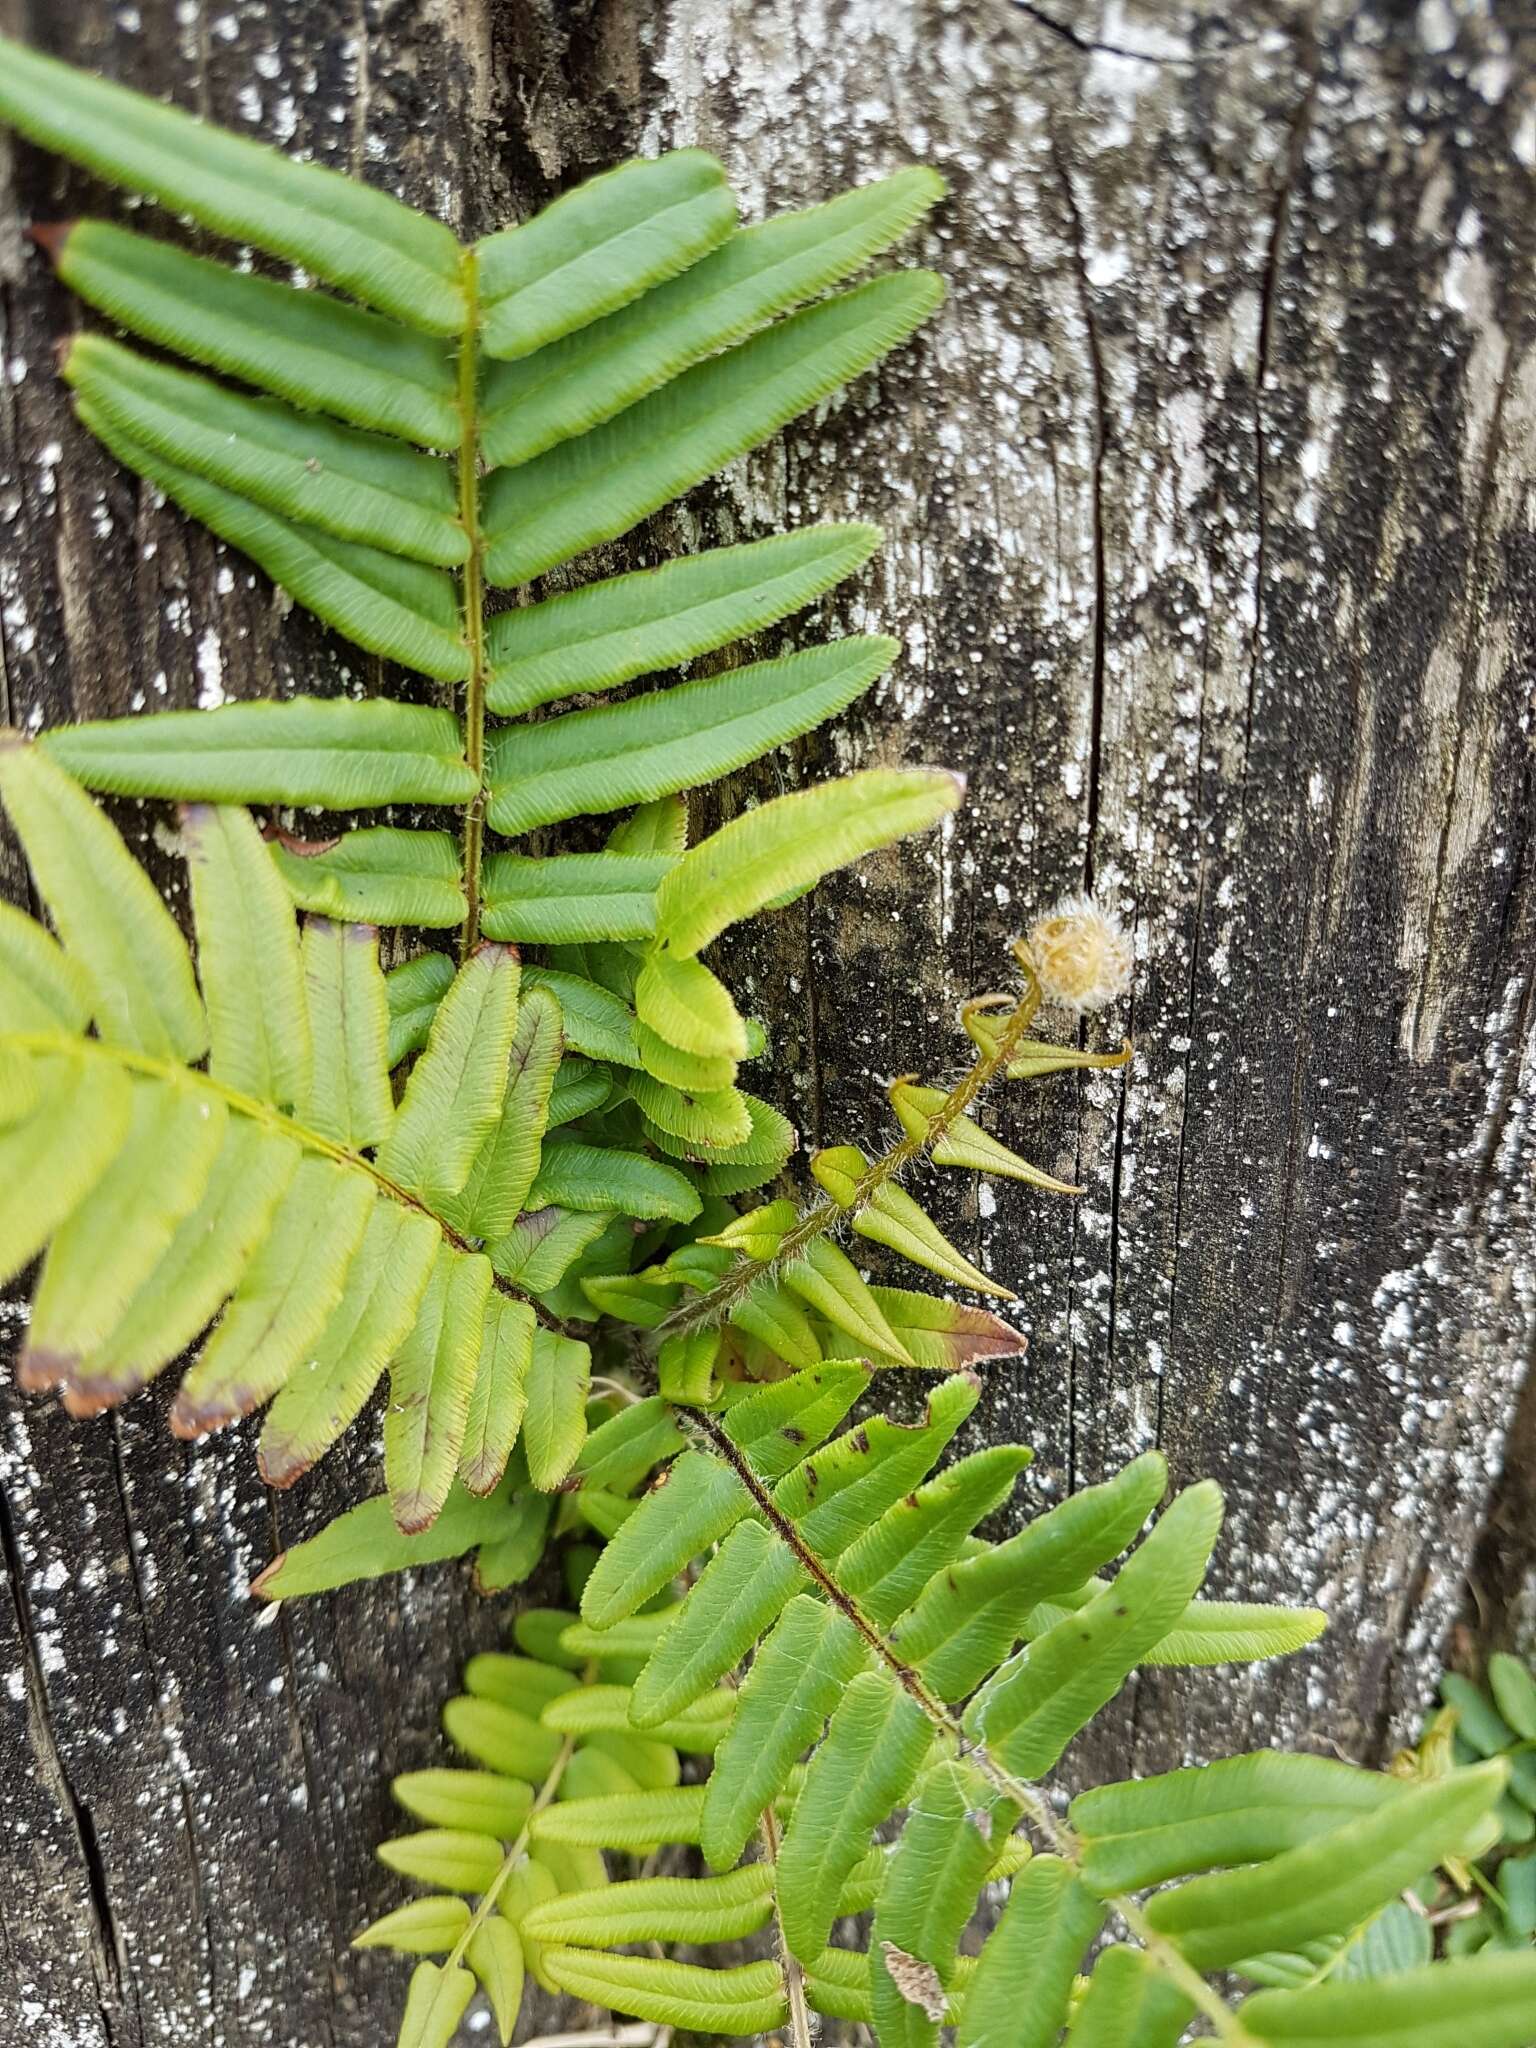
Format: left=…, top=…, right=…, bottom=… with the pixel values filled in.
left=26, top=220, right=76, bottom=263
left=17, top=1346, right=73, bottom=1392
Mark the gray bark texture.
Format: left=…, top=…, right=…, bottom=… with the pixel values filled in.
left=1, top=0, right=1533, bottom=2043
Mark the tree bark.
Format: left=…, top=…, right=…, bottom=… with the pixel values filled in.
left=1, top=2, right=1533, bottom=2043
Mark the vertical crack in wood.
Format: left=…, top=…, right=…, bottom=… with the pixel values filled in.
left=1407, top=344, right=1515, bottom=1064
left=1049, top=128, right=1110, bottom=1498
left=1049, top=133, right=1108, bottom=890
left=1245, top=15, right=1320, bottom=771
left=1251, top=16, right=1319, bottom=1333
left=1467, top=1316, right=1536, bottom=1656
left=0, top=1470, right=127, bottom=2022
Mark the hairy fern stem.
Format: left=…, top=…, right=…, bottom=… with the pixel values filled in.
left=455, top=246, right=488, bottom=959
left=759, top=1806, right=814, bottom=2048
left=659, top=954, right=1044, bottom=1339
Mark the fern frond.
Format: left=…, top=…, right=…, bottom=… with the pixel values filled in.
left=3, top=42, right=946, bottom=979
left=0, top=748, right=587, bottom=1514
left=344, top=1384, right=1530, bottom=2048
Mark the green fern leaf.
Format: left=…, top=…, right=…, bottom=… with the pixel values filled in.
left=0, top=899, right=92, bottom=1033
left=251, top=1470, right=528, bottom=1599
left=890, top=1450, right=1169, bottom=1699
left=773, top=1370, right=981, bottom=1558
left=481, top=169, right=942, bottom=467
left=64, top=335, right=467, bottom=565
left=776, top=1671, right=932, bottom=1964
left=485, top=526, right=880, bottom=713
left=964, top=1482, right=1224, bottom=1777
left=542, top=1949, right=785, bottom=2035
left=476, top=150, right=735, bottom=361
left=377, top=944, right=521, bottom=1204
left=813, top=1144, right=1015, bottom=1297
left=656, top=767, right=962, bottom=958
left=626, top=1068, right=752, bottom=1149
left=1143, top=1762, right=1507, bottom=1971
left=633, top=949, right=748, bottom=1061
left=840, top=1444, right=1035, bottom=1628
left=271, top=828, right=466, bottom=930
left=385, top=954, right=456, bottom=1067
left=61, top=1122, right=299, bottom=1418
left=703, top=1595, right=870, bottom=1870
left=567, top=1398, right=686, bottom=1497
left=956, top=1852, right=1104, bottom=2048
left=871, top=1759, right=1017, bottom=2048
left=1060, top=1943, right=1193, bottom=2047
left=442, top=1692, right=562, bottom=1782
left=629, top=1521, right=807, bottom=1728
left=21, top=1078, right=227, bottom=1385
left=385, top=1248, right=493, bottom=1533
left=1238, top=1954, right=1536, bottom=2046
left=1071, top=1752, right=1411, bottom=1895
left=169, top=1158, right=375, bottom=1434
left=1139, top=1599, right=1328, bottom=1667
left=581, top=1369, right=868, bottom=1627
left=352, top=1895, right=473, bottom=1956
left=728, top=1277, right=825, bottom=1365
left=521, top=1330, right=593, bottom=1490
left=866, top=1285, right=1028, bottom=1370
left=891, top=1078, right=1085, bottom=1192
left=486, top=638, right=897, bottom=836
left=482, top=275, right=941, bottom=583
left=482, top=852, right=676, bottom=944
left=545, top=1055, right=611, bottom=1128
left=71, top=408, right=472, bottom=677
left=531, top=1785, right=707, bottom=1852
left=456, top=1291, right=534, bottom=1491
left=466, top=1919, right=523, bottom=2048
left=299, top=918, right=395, bottom=1148
left=48, top=218, right=459, bottom=445
left=257, top=1200, right=440, bottom=1489
left=543, top=1682, right=734, bottom=1754
left=488, top=1207, right=616, bottom=1291
left=396, top=1960, right=478, bottom=2048
left=521, top=967, right=641, bottom=1066
left=526, top=1136, right=701, bottom=1225
left=523, top=1866, right=775, bottom=1949
left=0, top=38, right=465, bottom=330
left=781, top=1236, right=914, bottom=1360
left=0, top=732, right=206, bottom=1059
left=390, top=1770, right=534, bottom=1837
left=440, top=988, right=562, bottom=1240
left=42, top=698, right=477, bottom=806
left=183, top=803, right=312, bottom=1104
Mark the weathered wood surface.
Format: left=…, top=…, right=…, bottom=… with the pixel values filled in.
left=0, top=1, right=1533, bottom=2042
